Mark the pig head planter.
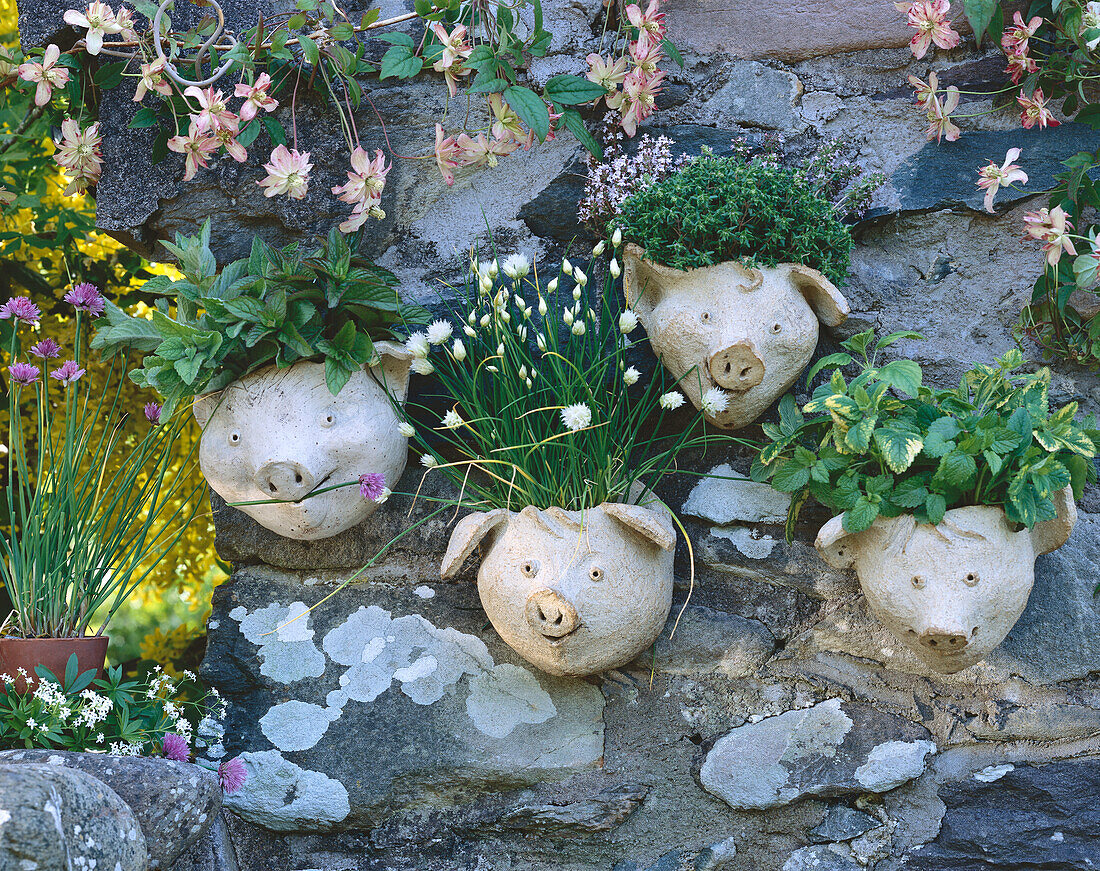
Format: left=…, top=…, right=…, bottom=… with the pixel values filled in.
left=623, top=244, right=850, bottom=429
left=192, top=341, right=413, bottom=540
left=440, top=502, right=676, bottom=677
left=815, top=487, right=1078, bottom=673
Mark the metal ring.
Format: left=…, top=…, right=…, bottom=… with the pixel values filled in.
left=152, top=0, right=238, bottom=88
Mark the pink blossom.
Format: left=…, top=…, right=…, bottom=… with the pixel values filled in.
left=54, top=120, right=102, bottom=196
left=908, top=72, right=939, bottom=110
left=133, top=58, right=172, bottom=102
left=1002, top=11, right=1042, bottom=56
left=430, top=22, right=472, bottom=97
left=455, top=132, right=519, bottom=169
left=184, top=86, right=236, bottom=134
left=213, top=116, right=247, bottom=163
left=234, top=73, right=278, bottom=123
left=626, top=0, right=666, bottom=37
left=489, top=93, right=526, bottom=142
left=619, top=69, right=663, bottom=136
left=64, top=282, right=105, bottom=316
left=114, top=5, right=138, bottom=40
left=161, top=733, right=190, bottom=762
left=332, top=147, right=389, bottom=232
left=0, top=297, right=41, bottom=325
left=895, top=0, right=961, bottom=59
left=435, top=124, right=460, bottom=186
left=1018, top=88, right=1059, bottom=129
left=29, top=339, right=62, bottom=359
left=977, top=148, right=1028, bottom=213
left=168, top=122, right=219, bottom=182
left=18, top=44, right=70, bottom=106
left=8, top=362, right=40, bottom=386
left=257, top=145, right=312, bottom=199
left=629, top=32, right=664, bottom=78
left=63, top=1, right=122, bottom=56
left=1024, top=206, right=1076, bottom=266
left=358, top=472, right=387, bottom=501
left=144, top=401, right=162, bottom=424
left=925, top=86, right=960, bottom=142
left=1006, top=50, right=1038, bottom=84
left=218, top=758, right=247, bottom=795
left=50, top=359, right=85, bottom=384
left=586, top=53, right=629, bottom=99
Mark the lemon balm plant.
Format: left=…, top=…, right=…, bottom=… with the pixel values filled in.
left=0, top=288, right=202, bottom=690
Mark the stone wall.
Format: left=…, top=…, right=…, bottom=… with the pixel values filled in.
left=18, top=0, right=1100, bottom=867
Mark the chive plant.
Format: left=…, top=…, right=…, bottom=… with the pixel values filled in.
left=1, top=294, right=203, bottom=639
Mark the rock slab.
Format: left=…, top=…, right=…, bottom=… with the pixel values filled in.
left=0, top=749, right=222, bottom=869
left=699, top=699, right=936, bottom=810
left=0, top=761, right=148, bottom=871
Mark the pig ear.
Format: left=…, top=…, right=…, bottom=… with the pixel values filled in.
left=191, top=390, right=222, bottom=428
left=603, top=503, right=676, bottom=552
left=787, top=264, right=850, bottom=328
left=623, top=243, right=678, bottom=320
left=440, top=509, right=509, bottom=579
left=1031, top=484, right=1078, bottom=555
left=815, top=515, right=862, bottom=569
left=370, top=340, right=414, bottom=402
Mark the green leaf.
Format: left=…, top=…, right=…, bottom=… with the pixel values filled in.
left=504, top=85, right=550, bottom=142
left=374, top=31, right=415, bottom=47
left=559, top=107, right=601, bottom=159
left=923, top=416, right=959, bottom=458
left=845, top=415, right=876, bottom=452
left=877, top=359, right=922, bottom=397
left=468, top=75, right=511, bottom=94
left=263, top=117, right=287, bottom=147
left=324, top=355, right=352, bottom=395
left=298, top=33, right=320, bottom=66
left=937, top=450, right=978, bottom=487
left=128, top=106, right=159, bottom=129
left=542, top=73, right=608, bottom=106
left=925, top=492, right=946, bottom=525
left=844, top=497, right=880, bottom=532
left=237, top=120, right=263, bottom=147
left=770, top=459, right=812, bottom=492
left=874, top=425, right=924, bottom=473
left=94, top=61, right=127, bottom=88
left=963, top=0, right=998, bottom=42
left=661, top=37, right=684, bottom=67
left=380, top=44, right=424, bottom=80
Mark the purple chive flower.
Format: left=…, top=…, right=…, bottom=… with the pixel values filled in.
left=161, top=733, right=190, bottom=762
left=29, top=338, right=62, bottom=359
left=218, top=757, right=247, bottom=795
left=8, top=362, right=40, bottom=386
left=144, top=402, right=162, bottom=424
left=49, top=360, right=85, bottom=385
left=0, top=297, right=42, bottom=325
left=63, top=283, right=105, bottom=317
left=358, top=472, right=386, bottom=502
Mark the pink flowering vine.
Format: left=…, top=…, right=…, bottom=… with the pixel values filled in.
left=167, top=123, right=219, bottom=182
left=54, top=120, right=103, bottom=196
left=258, top=145, right=312, bottom=199
left=234, top=73, right=279, bottom=123
left=1024, top=206, right=1076, bottom=266
left=895, top=0, right=961, bottom=59
left=431, top=22, right=473, bottom=97
left=18, top=44, right=70, bottom=107
left=1018, top=89, right=1059, bottom=129
left=133, top=59, right=173, bottom=102
left=331, top=147, right=389, bottom=232
left=63, top=1, right=122, bottom=56
left=977, top=149, right=1028, bottom=213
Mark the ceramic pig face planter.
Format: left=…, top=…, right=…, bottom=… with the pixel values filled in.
left=441, top=502, right=676, bottom=677
left=193, top=341, right=412, bottom=540
left=623, top=244, right=850, bottom=429
left=815, top=487, right=1077, bottom=673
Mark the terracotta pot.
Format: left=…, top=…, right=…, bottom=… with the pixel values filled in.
left=814, top=486, right=1077, bottom=674
left=191, top=341, right=413, bottom=540
left=441, top=501, right=676, bottom=677
left=0, top=635, right=109, bottom=693
left=622, top=244, right=849, bottom=430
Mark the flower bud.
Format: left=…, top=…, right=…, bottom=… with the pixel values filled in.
left=562, top=258, right=573, bottom=276
left=464, top=324, right=476, bottom=337
left=563, top=308, right=574, bottom=326
left=612, top=228, right=622, bottom=247
left=572, top=320, right=586, bottom=335
left=518, top=365, right=527, bottom=379
left=537, top=333, right=547, bottom=351
left=574, top=268, right=588, bottom=286
left=609, top=258, right=621, bottom=278
left=538, top=295, right=548, bottom=315
left=592, top=240, right=606, bottom=257
left=489, top=259, right=499, bottom=279
left=547, top=278, right=559, bottom=294
left=480, top=313, right=491, bottom=327
left=452, top=338, right=467, bottom=361
left=526, top=377, right=533, bottom=388
left=573, top=286, right=582, bottom=301
left=496, top=342, right=505, bottom=355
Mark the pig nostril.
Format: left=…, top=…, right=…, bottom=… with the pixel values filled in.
left=268, top=482, right=277, bottom=494
left=740, top=366, right=753, bottom=379
left=294, top=472, right=303, bottom=484
left=724, top=362, right=732, bottom=375
left=927, top=638, right=938, bottom=647
left=972, top=626, right=979, bottom=637
left=553, top=614, right=563, bottom=625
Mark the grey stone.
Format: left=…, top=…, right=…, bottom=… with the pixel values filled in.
left=906, top=757, right=1100, bottom=869
left=474, top=781, right=648, bottom=836
left=682, top=465, right=792, bottom=525
left=0, top=748, right=221, bottom=869
left=655, top=605, right=775, bottom=677
left=810, top=805, right=882, bottom=843
left=697, top=62, right=802, bottom=131
left=699, top=699, right=936, bottom=810
left=168, top=813, right=239, bottom=871
left=0, top=762, right=148, bottom=871
left=694, top=836, right=738, bottom=870
left=892, top=124, right=1100, bottom=216
left=204, top=566, right=605, bottom=831
left=782, top=844, right=862, bottom=871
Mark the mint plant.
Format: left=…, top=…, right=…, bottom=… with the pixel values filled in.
left=754, top=330, right=1100, bottom=537
left=92, top=221, right=428, bottom=417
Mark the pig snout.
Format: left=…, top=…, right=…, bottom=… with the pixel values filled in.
left=254, top=460, right=317, bottom=501
left=709, top=341, right=765, bottom=391
left=917, top=627, right=970, bottom=653
left=525, top=589, right=580, bottom=638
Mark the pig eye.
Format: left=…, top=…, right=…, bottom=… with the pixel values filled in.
left=320, top=410, right=337, bottom=428
left=589, top=567, right=604, bottom=582
left=228, top=431, right=241, bottom=445
left=911, top=575, right=925, bottom=589
left=964, top=571, right=980, bottom=587
left=771, top=323, right=782, bottom=334
left=521, top=560, right=539, bottom=578
left=701, top=311, right=711, bottom=323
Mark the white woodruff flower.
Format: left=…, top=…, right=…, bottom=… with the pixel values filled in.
left=624, top=366, right=641, bottom=386
left=701, top=387, right=730, bottom=415
left=452, top=338, right=467, bottom=361
left=405, top=332, right=430, bottom=358
left=411, top=357, right=435, bottom=376
left=560, top=403, right=592, bottom=432
left=659, top=391, right=685, bottom=410
left=398, top=421, right=416, bottom=438
left=421, top=453, right=439, bottom=468
left=502, top=253, right=531, bottom=279
left=442, top=409, right=463, bottom=429
left=426, top=319, right=453, bottom=345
